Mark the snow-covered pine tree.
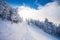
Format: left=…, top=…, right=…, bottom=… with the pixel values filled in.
left=0, top=0, right=23, bottom=23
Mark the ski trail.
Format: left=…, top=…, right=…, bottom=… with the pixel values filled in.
left=27, top=24, right=60, bottom=40
left=0, top=20, right=60, bottom=40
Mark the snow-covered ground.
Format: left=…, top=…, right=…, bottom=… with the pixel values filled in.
left=0, top=19, right=60, bottom=40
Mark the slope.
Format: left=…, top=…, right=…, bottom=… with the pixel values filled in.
left=0, top=19, right=60, bottom=40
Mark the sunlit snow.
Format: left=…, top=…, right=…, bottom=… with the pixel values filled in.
left=0, top=19, right=59, bottom=40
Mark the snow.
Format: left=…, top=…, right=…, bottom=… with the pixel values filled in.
left=0, top=19, right=60, bottom=40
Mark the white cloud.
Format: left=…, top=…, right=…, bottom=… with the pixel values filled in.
left=17, top=2, right=60, bottom=24
left=37, top=2, right=60, bottom=24
left=53, top=0, right=60, bottom=4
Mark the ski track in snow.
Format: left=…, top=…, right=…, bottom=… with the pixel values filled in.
left=0, top=20, right=60, bottom=40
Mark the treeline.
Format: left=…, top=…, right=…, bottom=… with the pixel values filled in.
left=26, top=18, right=60, bottom=37
left=0, top=0, right=23, bottom=23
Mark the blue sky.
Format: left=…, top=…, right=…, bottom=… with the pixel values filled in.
left=4, top=0, right=53, bottom=9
